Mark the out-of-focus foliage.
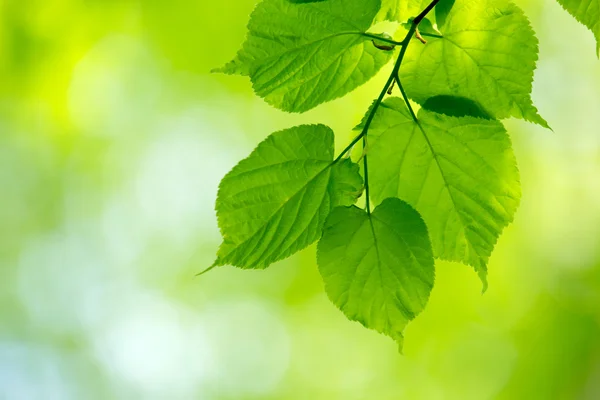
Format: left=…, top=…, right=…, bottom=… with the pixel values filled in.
left=556, top=0, right=600, bottom=55
left=1, top=0, right=600, bottom=399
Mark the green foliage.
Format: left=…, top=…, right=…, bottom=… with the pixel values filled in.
left=556, top=0, right=600, bottom=55
left=215, top=0, right=393, bottom=112
left=434, top=0, right=455, bottom=28
left=317, top=198, right=434, bottom=350
left=378, top=0, right=429, bottom=22
left=362, top=97, right=521, bottom=289
left=215, top=125, right=363, bottom=269
left=400, top=0, right=548, bottom=127
left=211, top=0, right=596, bottom=349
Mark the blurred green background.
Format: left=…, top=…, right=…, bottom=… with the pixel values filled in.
left=1, top=0, right=599, bottom=399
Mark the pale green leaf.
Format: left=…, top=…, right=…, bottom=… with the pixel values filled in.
left=215, top=0, right=393, bottom=113
left=556, top=0, right=600, bottom=55
left=377, top=0, right=432, bottom=22
left=317, top=198, right=434, bottom=349
left=364, top=97, right=521, bottom=288
left=400, top=0, right=549, bottom=127
left=215, top=124, right=363, bottom=269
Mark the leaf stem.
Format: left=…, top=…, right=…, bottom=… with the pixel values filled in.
left=413, top=0, right=441, bottom=25
left=333, top=0, right=441, bottom=211
left=419, top=32, right=443, bottom=39
left=363, top=141, right=371, bottom=214
left=395, top=74, right=418, bottom=122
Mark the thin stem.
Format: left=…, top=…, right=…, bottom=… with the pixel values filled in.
left=196, top=263, right=217, bottom=277
left=420, top=32, right=443, bottom=39
left=333, top=127, right=369, bottom=163
left=332, top=70, right=397, bottom=164
left=363, top=139, right=371, bottom=213
left=331, top=0, right=440, bottom=212
left=333, top=0, right=437, bottom=162
left=413, top=0, right=441, bottom=25
left=395, top=74, right=419, bottom=122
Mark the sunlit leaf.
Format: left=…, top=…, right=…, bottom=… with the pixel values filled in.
left=317, top=198, right=434, bottom=350
left=215, top=124, right=363, bottom=269
left=215, top=0, right=393, bottom=112
left=400, top=0, right=549, bottom=127
left=364, top=97, right=521, bottom=289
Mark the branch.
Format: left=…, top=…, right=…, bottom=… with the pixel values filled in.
left=333, top=0, right=441, bottom=212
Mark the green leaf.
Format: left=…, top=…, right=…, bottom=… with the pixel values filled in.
left=215, top=0, right=393, bottom=113
left=317, top=198, right=435, bottom=350
left=377, top=0, right=431, bottom=22
left=364, top=97, right=521, bottom=289
left=556, top=0, right=600, bottom=56
left=215, top=124, right=363, bottom=269
left=400, top=0, right=549, bottom=128
left=377, top=0, right=402, bottom=21
left=434, top=0, right=456, bottom=28
left=402, top=17, right=440, bottom=38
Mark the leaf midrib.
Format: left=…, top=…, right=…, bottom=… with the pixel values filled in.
left=250, top=31, right=369, bottom=76
left=219, top=161, right=336, bottom=264
left=411, top=116, right=486, bottom=267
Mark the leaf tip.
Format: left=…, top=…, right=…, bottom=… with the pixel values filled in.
left=196, top=261, right=220, bottom=277
left=540, top=119, right=553, bottom=131
left=479, top=269, right=489, bottom=294
left=212, top=58, right=249, bottom=76
left=396, top=337, right=405, bottom=355
left=527, top=108, right=552, bottom=130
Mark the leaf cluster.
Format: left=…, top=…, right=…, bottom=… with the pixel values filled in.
left=209, top=0, right=598, bottom=349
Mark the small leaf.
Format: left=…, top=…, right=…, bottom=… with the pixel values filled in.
left=364, top=98, right=521, bottom=289
left=215, top=0, right=393, bottom=113
left=400, top=0, right=549, bottom=128
left=215, top=124, right=363, bottom=269
left=556, top=0, right=600, bottom=56
left=317, top=198, right=435, bottom=350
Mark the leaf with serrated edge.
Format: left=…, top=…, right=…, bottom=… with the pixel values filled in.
left=556, top=0, right=600, bottom=56
left=317, top=198, right=434, bottom=350
left=214, top=0, right=393, bottom=113
left=400, top=0, right=549, bottom=127
left=215, top=124, right=363, bottom=269
left=364, top=97, right=521, bottom=289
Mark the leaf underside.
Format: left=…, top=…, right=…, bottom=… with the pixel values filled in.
left=209, top=0, right=566, bottom=349
left=317, top=198, right=435, bottom=350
